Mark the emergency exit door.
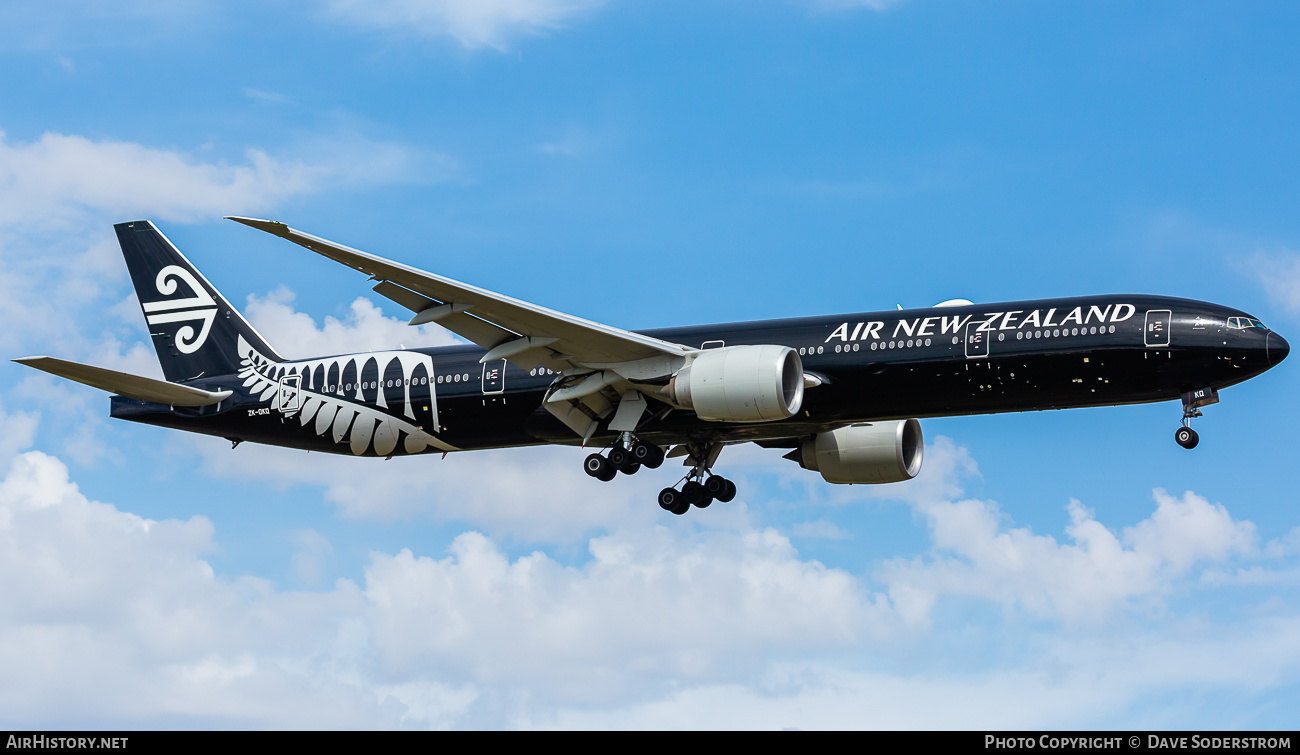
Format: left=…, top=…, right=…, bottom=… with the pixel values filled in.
left=965, top=322, right=989, bottom=358
left=482, top=360, right=505, bottom=394
left=1145, top=310, right=1171, bottom=347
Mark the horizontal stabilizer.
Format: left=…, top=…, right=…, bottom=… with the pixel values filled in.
left=13, top=357, right=232, bottom=407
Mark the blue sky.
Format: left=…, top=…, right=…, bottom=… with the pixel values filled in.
left=1, top=0, right=1299, bottom=729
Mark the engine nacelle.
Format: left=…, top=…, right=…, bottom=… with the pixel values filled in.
left=662, top=345, right=804, bottom=422
left=793, top=420, right=923, bottom=484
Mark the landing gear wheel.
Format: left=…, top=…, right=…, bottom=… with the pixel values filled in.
left=584, top=453, right=617, bottom=481
left=609, top=446, right=636, bottom=474
left=632, top=440, right=665, bottom=469
left=705, top=475, right=733, bottom=502
left=1175, top=426, right=1199, bottom=449
left=584, top=453, right=607, bottom=478
left=658, top=487, right=681, bottom=512
left=684, top=480, right=713, bottom=509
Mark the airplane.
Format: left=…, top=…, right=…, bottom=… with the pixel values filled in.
left=14, top=219, right=1290, bottom=515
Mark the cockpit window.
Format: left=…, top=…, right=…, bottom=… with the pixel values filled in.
left=1227, top=317, right=1268, bottom=330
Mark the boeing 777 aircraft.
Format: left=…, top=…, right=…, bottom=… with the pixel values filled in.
left=15, top=220, right=1290, bottom=515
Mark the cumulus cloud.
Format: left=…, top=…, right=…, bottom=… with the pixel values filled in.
left=5, top=438, right=1300, bottom=728
left=363, top=527, right=891, bottom=704
left=0, top=448, right=403, bottom=728
left=2, top=396, right=1300, bottom=728
left=195, top=437, right=663, bottom=541
left=879, top=467, right=1260, bottom=625
left=546, top=620, right=1300, bottom=729
left=0, top=438, right=888, bottom=726
left=323, top=0, right=606, bottom=50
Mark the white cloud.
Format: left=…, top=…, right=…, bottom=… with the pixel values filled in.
left=323, top=0, right=606, bottom=50
left=194, top=437, right=663, bottom=542
left=1250, top=252, right=1300, bottom=318
left=2, top=402, right=1300, bottom=728
left=0, top=403, right=38, bottom=468
left=0, top=126, right=434, bottom=376
left=879, top=475, right=1260, bottom=625
left=363, top=527, right=892, bottom=703
left=290, top=528, right=334, bottom=587
left=244, top=288, right=463, bottom=359
left=0, top=128, right=435, bottom=237
left=0, top=131, right=322, bottom=230
left=0, top=125, right=445, bottom=479
left=0, top=439, right=888, bottom=726
left=546, top=620, right=1300, bottom=729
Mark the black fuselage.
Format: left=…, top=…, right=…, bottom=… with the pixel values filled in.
left=111, top=294, right=1288, bottom=454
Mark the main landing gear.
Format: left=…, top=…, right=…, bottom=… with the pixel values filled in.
left=655, top=442, right=737, bottom=516
left=1175, top=387, right=1219, bottom=450
left=582, top=437, right=738, bottom=516
left=583, top=433, right=665, bottom=482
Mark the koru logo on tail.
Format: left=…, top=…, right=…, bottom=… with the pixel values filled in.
left=142, top=265, right=217, bottom=354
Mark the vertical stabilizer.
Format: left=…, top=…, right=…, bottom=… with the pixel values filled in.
left=116, top=220, right=283, bottom=383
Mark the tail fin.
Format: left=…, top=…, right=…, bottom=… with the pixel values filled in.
left=116, top=220, right=284, bottom=383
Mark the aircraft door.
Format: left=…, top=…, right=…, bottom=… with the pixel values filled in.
left=1145, top=309, right=1171, bottom=347
left=482, top=360, right=505, bottom=394
left=277, top=373, right=301, bottom=413
left=964, top=322, right=989, bottom=358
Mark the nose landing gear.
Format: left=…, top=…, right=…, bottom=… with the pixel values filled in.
left=1175, top=387, right=1218, bottom=449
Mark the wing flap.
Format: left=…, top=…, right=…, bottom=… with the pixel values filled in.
left=14, top=357, right=232, bottom=407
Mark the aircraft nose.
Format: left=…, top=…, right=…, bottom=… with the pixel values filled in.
left=1268, top=331, right=1290, bottom=365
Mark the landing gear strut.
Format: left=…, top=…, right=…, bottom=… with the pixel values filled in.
left=657, top=442, right=737, bottom=516
left=1175, top=387, right=1218, bottom=450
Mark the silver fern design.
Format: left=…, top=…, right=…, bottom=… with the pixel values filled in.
left=236, top=336, right=459, bottom=456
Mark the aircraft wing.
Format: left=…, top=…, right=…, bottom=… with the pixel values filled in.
left=14, top=357, right=232, bottom=407
left=226, top=217, right=690, bottom=371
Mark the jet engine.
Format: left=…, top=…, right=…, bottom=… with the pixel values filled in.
left=791, top=420, right=923, bottom=484
left=661, top=345, right=804, bottom=422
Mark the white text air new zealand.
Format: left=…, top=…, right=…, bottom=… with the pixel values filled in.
left=16, top=220, right=1290, bottom=515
